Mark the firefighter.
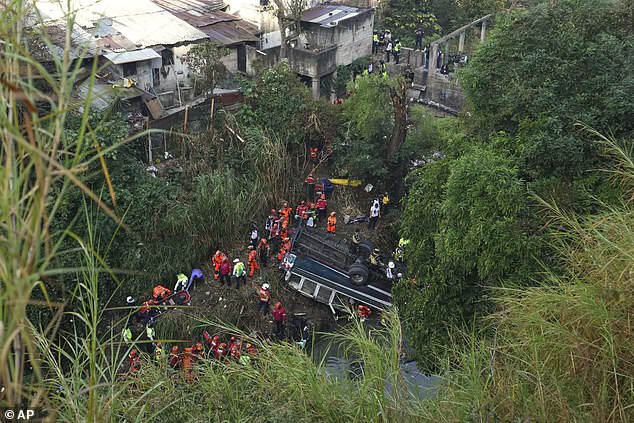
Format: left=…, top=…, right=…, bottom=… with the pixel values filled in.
left=182, top=347, right=193, bottom=380
left=258, top=238, right=270, bottom=268
left=272, top=302, right=287, bottom=338
left=369, top=248, right=382, bottom=267
left=247, top=245, right=259, bottom=277
left=154, top=342, right=165, bottom=362
left=310, top=147, right=319, bottom=162
left=265, top=209, right=276, bottom=234
left=229, top=341, right=241, bottom=361
left=296, top=200, right=308, bottom=220
left=212, top=250, right=224, bottom=281
left=169, top=345, right=181, bottom=368
left=279, top=202, right=292, bottom=222
left=327, top=211, right=337, bottom=235
left=315, top=194, right=327, bottom=220
left=215, top=342, right=227, bottom=360
left=304, top=174, right=315, bottom=200
left=358, top=304, right=371, bottom=321
left=258, top=283, right=271, bottom=315
left=277, top=237, right=291, bottom=262
left=219, top=257, right=232, bottom=286
left=192, top=342, right=204, bottom=362
left=152, top=285, right=171, bottom=301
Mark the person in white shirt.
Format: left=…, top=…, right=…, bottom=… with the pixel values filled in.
left=368, top=199, right=381, bottom=229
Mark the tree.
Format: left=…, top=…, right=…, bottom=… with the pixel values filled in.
left=460, top=0, right=634, bottom=179
left=338, top=75, right=409, bottom=185
left=182, top=42, right=229, bottom=93
left=397, top=144, right=541, bottom=370
left=272, top=0, right=307, bottom=58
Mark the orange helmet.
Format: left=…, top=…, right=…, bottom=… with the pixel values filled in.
left=215, top=250, right=221, bottom=256
left=171, top=346, right=179, bottom=353
left=260, top=238, right=267, bottom=243
left=213, top=335, right=220, bottom=341
left=130, top=348, right=139, bottom=357
left=248, top=245, right=254, bottom=250
left=331, top=211, right=336, bottom=216
left=358, top=305, right=364, bottom=310
left=195, top=342, right=203, bottom=350
left=219, top=342, right=227, bottom=348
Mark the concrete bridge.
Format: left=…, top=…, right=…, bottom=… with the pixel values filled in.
left=392, top=15, right=492, bottom=114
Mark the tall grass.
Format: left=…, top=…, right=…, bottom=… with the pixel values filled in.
left=114, top=312, right=425, bottom=422
left=419, top=136, right=634, bottom=422
left=0, top=0, right=141, bottom=413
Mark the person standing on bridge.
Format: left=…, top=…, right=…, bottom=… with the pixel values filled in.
left=414, top=28, right=423, bottom=51
left=393, top=39, right=402, bottom=64
left=372, top=30, right=379, bottom=54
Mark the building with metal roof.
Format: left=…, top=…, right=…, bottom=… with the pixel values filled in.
left=290, top=3, right=374, bottom=98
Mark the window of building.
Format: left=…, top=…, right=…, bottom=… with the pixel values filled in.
left=122, top=62, right=137, bottom=77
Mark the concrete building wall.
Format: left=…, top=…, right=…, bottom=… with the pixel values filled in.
left=303, top=11, right=373, bottom=67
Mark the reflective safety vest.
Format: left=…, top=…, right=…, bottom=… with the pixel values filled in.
left=373, top=34, right=379, bottom=42
left=233, top=261, right=246, bottom=277
left=394, top=42, right=401, bottom=52
left=258, top=288, right=271, bottom=302
left=122, top=328, right=132, bottom=341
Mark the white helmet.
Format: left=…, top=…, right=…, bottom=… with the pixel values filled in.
left=126, top=296, right=135, bottom=304
left=262, top=284, right=270, bottom=290
left=388, top=261, right=395, bottom=269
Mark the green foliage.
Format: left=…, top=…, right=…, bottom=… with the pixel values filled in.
left=337, top=76, right=394, bottom=180
left=332, top=57, right=371, bottom=98
left=110, top=313, right=425, bottom=422
left=381, top=0, right=505, bottom=45
left=461, top=0, right=634, bottom=178
left=397, top=144, right=541, bottom=370
left=181, top=42, right=229, bottom=93
left=244, top=62, right=314, bottom=147
left=420, top=137, right=634, bottom=422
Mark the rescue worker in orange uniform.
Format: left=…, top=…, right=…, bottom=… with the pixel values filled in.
left=152, top=285, right=171, bottom=301
left=296, top=201, right=308, bottom=220
left=277, top=237, right=291, bottom=262
left=182, top=347, right=193, bottom=380
left=279, top=202, right=292, bottom=222
left=327, top=211, right=337, bottom=235
left=212, top=250, right=226, bottom=281
left=247, top=245, right=259, bottom=277
left=258, top=238, right=270, bottom=267
left=215, top=342, right=227, bottom=360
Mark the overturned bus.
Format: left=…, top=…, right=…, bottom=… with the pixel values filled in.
left=282, top=226, right=395, bottom=314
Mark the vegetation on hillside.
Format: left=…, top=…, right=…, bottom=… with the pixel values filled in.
left=396, top=0, right=634, bottom=370
left=3, top=0, right=634, bottom=421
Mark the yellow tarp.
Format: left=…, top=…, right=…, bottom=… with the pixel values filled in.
left=329, top=178, right=363, bottom=187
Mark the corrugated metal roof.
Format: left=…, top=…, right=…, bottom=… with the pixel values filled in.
left=151, top=0, right=226, bottom=14
left=34, top=0, right=209, bottom=47
left=300, top=4, right=371, bottom=27
left=201, top=22, right=259, bottom=45
left=104, top=48, right=161, bottom=64
left=150, top=0, right=260, bottom=45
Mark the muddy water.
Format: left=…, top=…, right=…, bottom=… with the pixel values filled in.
left=309, top=333, right=439, bottom=400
